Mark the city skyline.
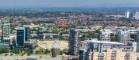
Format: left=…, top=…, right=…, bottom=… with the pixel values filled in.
left=0, top=0, right=139, bottom=8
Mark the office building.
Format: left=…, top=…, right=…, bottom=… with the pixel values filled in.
left=16, top=27, right=30, bottom=47
left=134, top=11, right=139, bottom=20
left=125, top=11, right=133, bottom=18
left=115, top=30, right=130, bottom=43
left=98, top=29, right=112, bottom=41
left=125, top=11, right=131, bottom=18
left=79, top=41, right=92, bottom=60
left=136, top=31, right=139, bottom=52
left=3, top=23, right=10, bottom=38
left=24, top=26, right=30, bottom=41
left=51, top=41, right=60, bottom=57
left=0, top=19, right=10, bottom=42
left=68, top=28, right=79, bottom=55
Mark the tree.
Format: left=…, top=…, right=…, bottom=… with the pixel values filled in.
left=80, top=31, right=97, bottom=40
left=52, top=26, right=60, bottom=33
left=60, top=49, right=67, bottom=55
left=44, top=49, right=50, bottom=54
left=35, top=48, right=50, bottom=55
left=59, top=33, right=65, bottom=40
left=110, top=33, right=116, bottom=41
left=0, top=45, right=9, bottom=54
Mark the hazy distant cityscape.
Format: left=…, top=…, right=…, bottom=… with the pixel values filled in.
left=0, top=0, right=139, bottom=60
left=0, top=7, right=138, bottom=60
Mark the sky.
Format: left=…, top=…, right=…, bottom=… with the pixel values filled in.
left=0, top=0, right=139, bottom=8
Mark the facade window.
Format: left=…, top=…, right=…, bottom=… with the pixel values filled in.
left=98, top=53, right=104, bottom=60
left=111, top=51, right=116, bottom=60
left=125, top=53, right=130, bottom=60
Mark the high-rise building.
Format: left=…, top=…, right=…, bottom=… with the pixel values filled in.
left=24, top=26, right=30, bottom=41
left=79, top=41, right=92, bottom=60
left=51, top=41, right=60, bottom=57
left=68, top=28, right=79, bottom=55
left=16, top=27, right=30, bottom=47
left=3, top=23, right=10, bottom=38
left=135, top=31, right=139, bottom=52
left=0, top=19, right=10, bottom=42
left=91, top=48, right=137, bottom=60
left=64, top=48, right=137, bottom=60
left=125, top=11, right=130, bottom=18
left=98, top=29, right=112, bottom=41
left=115, top=30, right=130, bottom=43
left=125, top=11, right=134, bottom=19
left=134, top=11, right=139, bottom=20
left=78, top=40, right=137, bottom=60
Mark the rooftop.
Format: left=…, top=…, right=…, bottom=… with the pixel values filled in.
left=85, top=40, right=124, bottom=45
